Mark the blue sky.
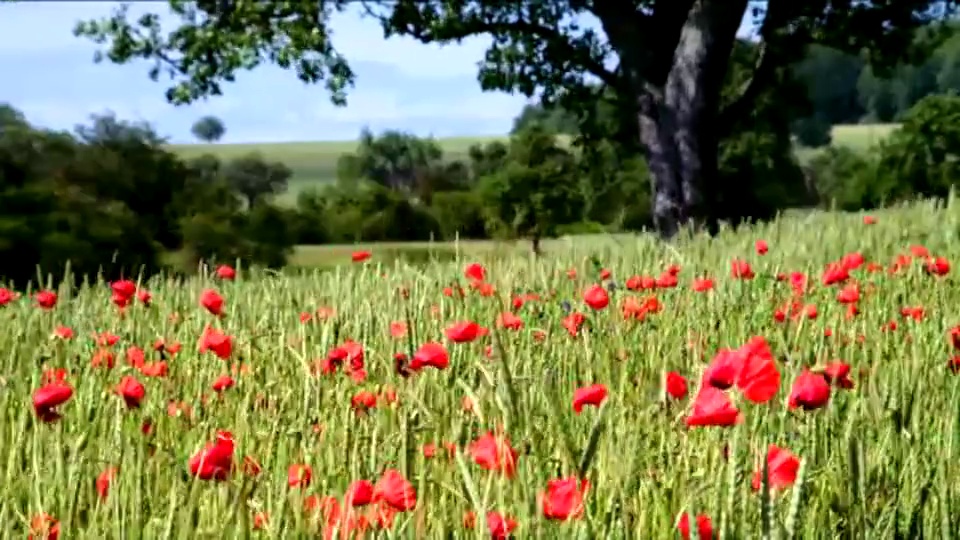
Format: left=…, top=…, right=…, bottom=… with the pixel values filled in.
left=0, top=2, right=757, bottom=144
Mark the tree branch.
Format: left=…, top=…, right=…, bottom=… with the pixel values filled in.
left=592, top=0, right=694, bottom=88
left=717, top=39, right=775, bottom=130
left=363, top=2, right=624, bottom=90
left=717, top=0, right=805, bottom=131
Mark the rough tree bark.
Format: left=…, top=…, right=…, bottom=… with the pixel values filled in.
left=636, top=0, right=749, bottom=238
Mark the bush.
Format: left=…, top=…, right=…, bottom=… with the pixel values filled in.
left=813, top=95, right=960, bottom=213
left=714, top=129, right=816, bottom=225
left=791, top=115, right=833, bottom=148
left=872, top=95, right=960, bottom=202
left=807, top=147, right=877, bottom=210
left=360, top=199, right=441, bottom=242
left=430, top=191, right=487, bottom=240
left=243, top=202, right=298, bottom=269
left=292, top=189, right=332, bottom=245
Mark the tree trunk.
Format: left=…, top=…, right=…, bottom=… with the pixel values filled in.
left=531, top=231, right=542, bottom=257
left=637, top=0, right=749, bottom=239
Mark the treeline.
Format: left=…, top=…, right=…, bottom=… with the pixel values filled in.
left=514, top=29, right=960, bottom=148
left=300, top=94, right=960, bottom=249
left=4, top=66, right=960, bottom=284
left=0, top=105, right=299, bottom=286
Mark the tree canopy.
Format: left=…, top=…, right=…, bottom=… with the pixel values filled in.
left=73, top=0, right=957, bottom=237
left=191, top=115, right=226, bottom=143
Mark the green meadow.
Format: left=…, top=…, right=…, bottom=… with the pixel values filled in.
left=6, top=199, right=960, bottom=537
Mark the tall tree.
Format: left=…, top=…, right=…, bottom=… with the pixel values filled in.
left=73, top=1, right=954, bottom=238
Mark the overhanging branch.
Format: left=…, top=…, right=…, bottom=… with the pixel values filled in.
left=363, top=2, right=623, bottom=90
left=716, top=0, right=807, bottom=133
left=717, top=39, right=775, bottom=130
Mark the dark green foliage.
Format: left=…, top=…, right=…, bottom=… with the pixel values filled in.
left=0, top=105, right=297, bottom=285
left=792, top=115, right=834, bottom=148
left=243, top=202, right=299, bottom=269
left=716, top=130, right=815, bottom=224
left=477, top=126, right=585, bottom=249
left=222, top=152, right=292, bottom=209
left=807, top=147, right=875, bottom=209
left=429, top=191, right=488, bottom=240
left=871, top=95, right=960, bottom=202
left=810, top=95, right=960, bottom=211
left=335, top=128, right=470, bottom=204
left=191, top=115, right=226, bottom=143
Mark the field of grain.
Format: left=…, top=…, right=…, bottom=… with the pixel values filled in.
left=170, top=124, right=899, bottom=204
left=5, top=198, right=960, bottom=537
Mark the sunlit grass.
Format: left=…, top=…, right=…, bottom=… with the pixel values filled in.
left=4, top=198, right=959, bottom=537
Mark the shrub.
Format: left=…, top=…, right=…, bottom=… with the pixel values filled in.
left=430, top=191, right=487, bottom=240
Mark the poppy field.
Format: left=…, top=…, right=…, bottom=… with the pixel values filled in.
left=5, top=204, right=960, bottom=539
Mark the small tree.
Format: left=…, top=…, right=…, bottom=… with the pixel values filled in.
left=222, top=152, right=292, bottom=208
left=477, top=126, right=583, bottom=255
left=191, top=116, right=226, bottom=143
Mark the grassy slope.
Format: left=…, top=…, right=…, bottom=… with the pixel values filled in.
left=170, top=124, right=900, bottom=205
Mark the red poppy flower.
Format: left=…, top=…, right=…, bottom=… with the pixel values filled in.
left=373, top=469, right=417, bottom=511
left=752, top=444, right=801, bottom=491
left=410, top=342, right=449, bottom=370
left=35, top=290, right=57, bottom=309
left=346, top=479, right=375, bottom=506
left=540, top=476, right=588, bottom=521
left=486, top=511, right=518, bottom=539
left=116, top=376, right=146, bottom=408
left=212, top=374, right=235, bottom=393
left=96, top=466, right=119, bottom=500
left=351, top=390, right=378, bottom=413
left=685, top=386, right=741, bottom=428
left=787, top=370, right=831, bottom=411
left=445, top=321, right=481, bottom=343
left=665, top=371, right=688, bottom=400
left=199, top=289, right=225, bottom=317
left=111, top=279, right=137, bottom=299
left=678, top=512, right=714, bottom=540
left=199, top=327, right=233, bottom=359
left=33, top=382, right=73, bottom=422
left=29, top=513, right=59, bottom=540
left=288, top=464, right=312, bottom=489
left=735, top=337, right=781, bottom=404
left=582, top=285, right=609, bottom=310
left=352, top=250, right=372, bottom=263
left=730, top=259, right=754, bottom=279
left=215, top=264, right=236, bottom=280
left=692, top=278, right=714, bottom=292
left=703, top=348, right=742, bottom=390
left=927, top=256, right=950, bottom=276
left=187, top=431, right=235, bottom=481
left=0, top=287, right=16, bottom=306
left=464, top=262, right=486, bottom=281
left=817, top=361, right=855, bottom=389
left=469, top=431, right=518, bottom=478
left=755, top=240, right=768, bottom=255
left=572, top=383, right=608, bottom=413
left=496, top=311, right=524, bottom=330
